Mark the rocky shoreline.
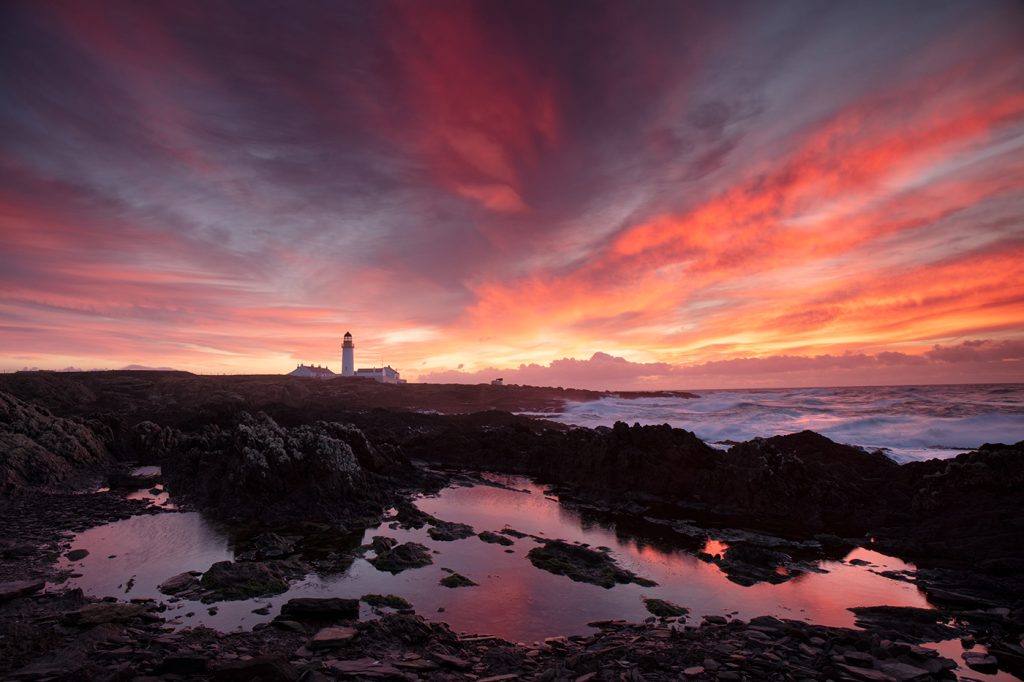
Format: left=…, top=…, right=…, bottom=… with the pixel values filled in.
left=1, top=373, right=1023, bottom=680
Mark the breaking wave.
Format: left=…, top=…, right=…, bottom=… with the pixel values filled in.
left=553, top=384, right=1024, bottom=463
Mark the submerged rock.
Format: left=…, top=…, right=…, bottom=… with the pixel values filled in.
left=368, top=541, right=433, bottom=573
left=361, top=594, right=412, bottom=610
left=643, top=598, right=688, bottom=618
left=439, top=573, right=477, bottom=588
left=527, top=540, right=657, bottom=589
left=478, top=531, right=515, bottom=546
left=426, top=520, right=475, bottom=541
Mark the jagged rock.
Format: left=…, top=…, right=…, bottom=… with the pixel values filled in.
left=439, top=573, right=477, bottom=588
left=369, top=541, right=433, bottom=573
left=0, top=390, right=112, bottom=494
left=427, top=520, right=475, bottom=541
left=198, top=560, right=294, bottom=601
left=527, top=540, right=656, bottom=588
left=160, top=412, right=416, bottom=526
left=235, top=532, right=296, bottom=561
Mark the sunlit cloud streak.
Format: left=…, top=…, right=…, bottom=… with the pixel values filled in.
left=0, top=0, right=1022, bottom=386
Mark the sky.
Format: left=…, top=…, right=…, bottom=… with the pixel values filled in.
left=1, top=0, right=1023, bottom=389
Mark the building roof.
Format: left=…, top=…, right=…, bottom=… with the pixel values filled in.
left=288, top=364, right=336, bottom=378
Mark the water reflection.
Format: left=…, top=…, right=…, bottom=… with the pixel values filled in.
left=59, top=475, right=933, bottom=642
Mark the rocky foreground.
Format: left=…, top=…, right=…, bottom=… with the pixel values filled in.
left=1, top=372, right=1023, bottom=680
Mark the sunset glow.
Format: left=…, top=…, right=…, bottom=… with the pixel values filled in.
left=2, top=1, right=1022, bottom=388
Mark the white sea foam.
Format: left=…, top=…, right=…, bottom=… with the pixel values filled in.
left=552, top=384, right=1024, bottom=462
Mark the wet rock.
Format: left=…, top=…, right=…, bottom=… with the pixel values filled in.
left=158, top=654, right=210, bottom=674
left=0, top=579, right=45, bottom=601
left=440, top=572, right=478, bottom=588
left=642, top=598, right=688, bottom=618
left=527, top=539, right=657, bottom=588
left=309, top=625, right=357, bottom=649
left=212, top=655, right=300, bottom=681
left=848, top=606, right=961, bottom=641
left=479, top=530, right=515, bottom=546
left=876, top=661, right=933, bottom=680
left=362, top=593, right=412, bottom=610
left=369, top=541, right=433, bottom=573
left=236, top=532, right=296, bottom=561
left=199, top=560, right=293, bottom=601
left=713, top=543, right=796, bottom=586
left=62, top=602, right=146, bottom=625
left=323, top=657, right=405, bottom=678
left=279, top=597, right=359, bottom=622
left=433, top=652, right=472, bottom=670
left=157, top=570, right=200, bottom=595
left=962, top=651, right=999, bottom=673
left=427, top=519, right=475, bottom=541
left=64, top=549, right=89, bottom=561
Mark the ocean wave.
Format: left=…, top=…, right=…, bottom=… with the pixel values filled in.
left=553, top=384, right=1024, bottom=463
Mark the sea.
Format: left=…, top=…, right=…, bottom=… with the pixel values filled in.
left=551, top=383, right=1024, bottom=463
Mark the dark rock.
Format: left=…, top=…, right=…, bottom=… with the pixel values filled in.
left=157, top=571, right=200, bottom=595
left=527, top=540, right=657, bottom=588
left=199, top=560, right=293, bottom=601
left=962, top=651, right=999, bottom=673
left=642, top=598, right=688, bottom=618
left=279, top=597, right=359, bottom=622
left=159, top=412, right=417, bottom=526
left=440, top=572, right=477, bottom=588
left=236, top=532, right=296, bottom=561
left=158, top=655, right=210, bottom=674
left=62, top=602, right=145, bottom=625
left=64, top=549, right=89, bottom=561
left=362, top=593, right=412, bottom=609
left=0, top=579, right=45, bottom=601
left=427, top=520, right=475, bottom=541
left=369, top=541, right=433, bottom=573
left=479, top=531, right=515, bottom=546
left=213, top=656, right=300, bottom=681
left=309, top=625, right=357, bottom=649
left=848, top=606, right=960, bottom=641
left=0, top=390, right=113, bottom=495
left=323, top=658, right=405, bottom=678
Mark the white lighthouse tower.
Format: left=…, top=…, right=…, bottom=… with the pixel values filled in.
left=341, top=332, right=355, bottom=376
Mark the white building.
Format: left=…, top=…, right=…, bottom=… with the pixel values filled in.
left=341, top=331, right=355, bottom=376
left=288, top=363, right=336, bottom=379
left=339, top=332, right=405, bottom=383
left=354, top=366, right=404, bottom=384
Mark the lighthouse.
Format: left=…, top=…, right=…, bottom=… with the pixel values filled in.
left=341, top=332, right=355, bottom=376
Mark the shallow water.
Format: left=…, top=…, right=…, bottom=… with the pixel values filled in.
left=551, top=384, right=1024, bottom=462
left=60, top=477, right=931, bottom=642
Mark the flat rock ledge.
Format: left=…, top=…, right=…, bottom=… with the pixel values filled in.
left=527, top=539, right=657, bottom=589
left=1, top=587, right=988, bottom=681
